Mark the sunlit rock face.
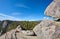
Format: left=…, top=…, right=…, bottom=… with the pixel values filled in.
left=33, top=19, right=60, bottom=39
left=54, top=0, right=60, bottom=3
left=44, top=0, right=60, bottom=39
left=53, top=22, right=60, bottom=39
left=44, top=0, right=60, bottom=18
left=21, top=30, right=34, bottom=36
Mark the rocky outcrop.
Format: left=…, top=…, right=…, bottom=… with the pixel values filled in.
left=43, top=0, right=60, bottom=39
left=0, top=25, right=38, bottom=39
left=16, top=25, right=34, bottom=36
left=44, top=0, right=60, bottom=18
left=33, top=19, right=56, bottom=39
left=1, top=19, right=60, bottom=39
left=33, top=19, right=60, bottom=39
left=0, top=29, right=40, bottom=39
left=1, top=0, right=60, bottom=39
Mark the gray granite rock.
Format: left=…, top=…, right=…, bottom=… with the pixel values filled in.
left=22, top=30, right=34, bottom=36
left=16, top=25, right=22, bottom=31
left=44, top=0, right=60, bottom=18
left=52, top=22, right=60, bottom=39
left=33, top=19, right=60, bottom=39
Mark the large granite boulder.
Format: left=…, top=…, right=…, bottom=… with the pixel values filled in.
left=33, top=19, right=60, bottom=39
left=44, top=0, right=60, bottom=39
left=44, top=0, right=60, bottom=18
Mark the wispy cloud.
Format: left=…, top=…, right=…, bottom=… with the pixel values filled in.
left=0, top=13, right=38, bottom=21
left=23, top=15, right=40, bottom=21
left=0, top=13, right=42, bottom=21
left=0, top=13, right=22, bottom=21
left=15, top=4, right=30, bottom=9
left=11, top=12, right=21, bottom=16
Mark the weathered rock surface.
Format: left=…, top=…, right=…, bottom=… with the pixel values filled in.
left=0, top=25, right=40, bottom=39
left=33, top=19, right=60, bottom=39
left=0, top=29, right=40, bottom=39
left=21, top=30, right=34, bottom=36
left=0, top=29, right=15, bottom=39
left=53, top=22, right=60, bottom=39
left=44, top=0, right=60, bottom=18
left=33, top=20, right=56, bottom=39
left=44, top=0, right=60, bottom=38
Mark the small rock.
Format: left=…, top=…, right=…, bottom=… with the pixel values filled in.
left=22, top=30, right=34, bottom=36
left=16, top=25, right=25, bottom=32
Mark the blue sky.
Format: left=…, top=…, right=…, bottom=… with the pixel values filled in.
left=0, top=0, right=53, bottom=21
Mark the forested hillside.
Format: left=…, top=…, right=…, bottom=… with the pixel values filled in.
left=0, top=20, right=41, bottom=35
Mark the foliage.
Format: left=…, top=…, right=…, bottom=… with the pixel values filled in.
left=0, top=20, right=40, bottom=34
left=8, top=21, right=40, bottom=30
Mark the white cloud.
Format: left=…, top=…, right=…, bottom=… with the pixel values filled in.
left=0, top=13, right=39, bottom=21
left=15, top=4, right=30, bottom=9
left=23, top=15, right=40, bottom=21
left=0, top=13, right=42, bottom=21
left=0, top=13, right=22, bottom=21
